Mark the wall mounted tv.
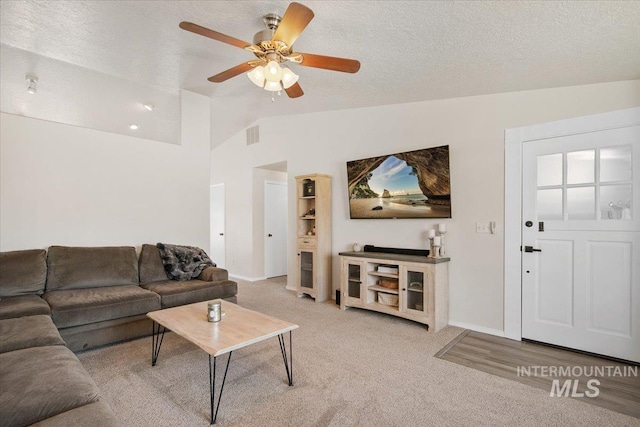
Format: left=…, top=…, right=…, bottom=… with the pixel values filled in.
left=346, top=145, right=451, bottom=219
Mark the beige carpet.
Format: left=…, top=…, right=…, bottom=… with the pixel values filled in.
left=78, top=278, right=639, bottom=426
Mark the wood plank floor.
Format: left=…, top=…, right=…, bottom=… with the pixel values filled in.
left=436, top=330, right=640, bottom=419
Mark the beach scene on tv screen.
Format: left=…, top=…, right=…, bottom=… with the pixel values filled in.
left=347, top=146, right=451, bottom=219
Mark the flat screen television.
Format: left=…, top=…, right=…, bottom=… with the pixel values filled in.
left=346, top=145, right=451, bottom=219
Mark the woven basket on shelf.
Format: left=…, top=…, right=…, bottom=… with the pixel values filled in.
left=378, top=279, right=398, bottom=289
left=377, top=293, right=398, bottom=307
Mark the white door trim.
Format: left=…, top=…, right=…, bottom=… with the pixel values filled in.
left=504, top=106, right=640, bottom=341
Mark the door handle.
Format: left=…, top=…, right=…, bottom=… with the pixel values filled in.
left=268, top=233, right=273, bottom=237
left=219, top=233, right=224, bottom=236
left=523, top=246, right=542, bottom=253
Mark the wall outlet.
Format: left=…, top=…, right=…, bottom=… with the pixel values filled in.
left=476, top=222, right=491, bottom=233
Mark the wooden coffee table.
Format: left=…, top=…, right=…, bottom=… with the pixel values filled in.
left=147, top=300, right=298, bottom=424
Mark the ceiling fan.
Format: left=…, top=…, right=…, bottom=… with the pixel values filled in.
left=179, top=2, right=360, bottom=99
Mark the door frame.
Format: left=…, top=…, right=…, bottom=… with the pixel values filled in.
left=264, top=180, right=288, bottom=278
left=504, top=107, right=640, bottom=341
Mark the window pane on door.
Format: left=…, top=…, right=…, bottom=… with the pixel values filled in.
left=567, top=150, right=595, bottom=185
left=537, top=189, right=563, bottom=220
left=567, top=187, right=595, bottom=220
left=600, top=145, right=632, bottom=183
left=537, top=153, right=563, bottom=186
left=601, top=185, right=632, bottom=220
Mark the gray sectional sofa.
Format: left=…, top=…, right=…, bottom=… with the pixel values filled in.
left=0, top=245, right=237, bottom=426
left=0, top=249, right=51, bottom=320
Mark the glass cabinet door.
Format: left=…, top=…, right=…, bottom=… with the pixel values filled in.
left=404, top=269, right=426, bottom=314
left=299, top=251, right=314, bottom=289
left=346, top=261, right=363, bottom=300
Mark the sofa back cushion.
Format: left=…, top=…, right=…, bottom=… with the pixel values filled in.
left=138, top=244, right=169, bottom=284
left=46, top=246, right=139, bottom=291
left=0, top=249, right=47, bottom=297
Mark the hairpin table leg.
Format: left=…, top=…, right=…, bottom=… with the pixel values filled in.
left=209, top=352, right=232, bottom=425
left=151, top=321, right=166, bottom=367
left=278, top=331, right=293, bottom=386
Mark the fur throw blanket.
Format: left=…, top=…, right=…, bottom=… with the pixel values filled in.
left=156, top=243, right=216, bottom=281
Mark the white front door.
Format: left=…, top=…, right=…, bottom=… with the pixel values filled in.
left=522, top=125, right=640, bottom=362
left=264, top=182, right=288, bottom=278
left=210, top=184, right=226, bottom=269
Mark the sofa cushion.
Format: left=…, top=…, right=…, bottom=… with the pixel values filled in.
left=44, top=285, right=161, bottom=329
left=0, top=315, right=65, bottom=354
left=0, top=346, right=101, bottom=427
left=138, top=244, right=169, bottom=284
left=46, top=246, right=139, bottom=291
left=28, top=400, right=117, bottom=427
left=0, top=249, right=47, bottom=297
left=141, top=279, right=238, bottom=308
left=197, top=266, right=229, bottom=282
left=0, top=295, right=51, bottom=320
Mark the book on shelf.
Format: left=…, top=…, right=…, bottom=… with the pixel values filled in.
left=377, top=265, right=399, bottom=274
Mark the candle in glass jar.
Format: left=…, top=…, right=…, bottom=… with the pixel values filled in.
left=433, top=236, right=441, bottom=245
left=438, top=223, right=446, bottom=233
left=428, top=229, right=436, bottom=238
left=207, top=300, right=222, bottom=322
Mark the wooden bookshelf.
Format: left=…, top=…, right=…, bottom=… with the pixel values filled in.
left=295, top=174, right=331, bottom=302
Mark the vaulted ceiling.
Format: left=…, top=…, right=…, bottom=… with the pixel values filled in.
left=1, top=1, right=639, bottom=147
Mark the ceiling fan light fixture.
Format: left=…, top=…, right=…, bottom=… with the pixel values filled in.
left=247, top=65, right=266, bottom=87
left=264, top=60, right=283, bottom=82
left=180, top=2, right=360, bottom=99
left=281, top=67, right=299, bottom=89
left=264, top=80, right=282, bottom=92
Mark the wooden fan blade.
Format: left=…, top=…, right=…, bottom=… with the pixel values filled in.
left=296, top=53, right=360, bottom=73
left=179, top=21, right=251, bottom=49
left=272, top=3, right=314, bottom=47
left=285, top=82, right=304, bottom=98
left=208, top=62, right=253, bottom=83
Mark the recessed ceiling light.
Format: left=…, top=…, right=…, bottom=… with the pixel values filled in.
left=143, top=103, right=154, bottom=111
left=129, top=124, right=139, bottom=130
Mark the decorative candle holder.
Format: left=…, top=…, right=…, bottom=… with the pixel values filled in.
left=427, top=228, right=436, bottom=258
left=432, top=236, right=442, bottom=258
left=207, top=300, right=222, bottom=323
left=432, top=243, right=442, bottom=258
left=439, top=230, right=447, bottom=256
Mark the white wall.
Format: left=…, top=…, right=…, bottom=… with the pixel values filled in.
left=211, top=80, right=640, bottom=333
left=1, top=90, right=211, bottom=252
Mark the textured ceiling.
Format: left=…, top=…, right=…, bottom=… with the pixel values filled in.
left=1, top=1, right=639, bottom=147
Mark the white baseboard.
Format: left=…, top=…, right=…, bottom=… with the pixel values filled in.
left=228, top=274, right=266, bottom=282
left=448, top=321, right=506, bottom=338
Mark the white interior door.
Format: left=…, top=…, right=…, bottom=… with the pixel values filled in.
left=522, top=125, right=640, bottom=362
left=264, top=182, right=288, bottom=278
left=210, top=184, right=226, bottom=269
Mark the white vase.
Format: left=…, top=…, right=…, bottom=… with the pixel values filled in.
left=353, top=243, right=362, bottom=252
